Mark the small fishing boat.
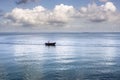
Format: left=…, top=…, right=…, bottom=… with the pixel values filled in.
left=45, top=42, right=56, bottom=46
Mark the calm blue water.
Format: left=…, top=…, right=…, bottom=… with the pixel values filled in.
left=0, top=33, right=120, bottom=80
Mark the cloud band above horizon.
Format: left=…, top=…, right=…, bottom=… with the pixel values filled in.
left=0, top=1, right=120, bottom=32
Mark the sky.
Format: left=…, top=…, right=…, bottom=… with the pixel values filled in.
left=0, top=0, right=120, bottom=32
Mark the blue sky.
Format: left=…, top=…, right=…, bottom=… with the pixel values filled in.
left=0, top=0, right=120, bottom=11
left=0, top=0, right=120, bottom=32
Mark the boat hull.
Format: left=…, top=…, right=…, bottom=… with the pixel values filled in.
left=45, top=42, right=56, bottom=46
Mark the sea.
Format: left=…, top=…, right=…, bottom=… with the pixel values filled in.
left=0, top=32, right=120, bottom=80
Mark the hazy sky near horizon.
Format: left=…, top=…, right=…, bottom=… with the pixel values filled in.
left=0, top=0, right=120, bottom=32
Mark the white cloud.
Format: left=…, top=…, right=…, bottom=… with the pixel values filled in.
left=53, top=4, right=75, bottom=21
left=78, top=2, right=119, bottom=23
left=4, top=4, right=75, bottom=26
left=103, top=2, right=116, bottom=12
left=2, top=2, right=120, bottom=32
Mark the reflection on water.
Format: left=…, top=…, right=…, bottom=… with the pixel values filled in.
left=0, top=33, right=120, bottom=80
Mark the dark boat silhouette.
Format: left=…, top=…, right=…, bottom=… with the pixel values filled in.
left=45, top=42, right=56, bottom=46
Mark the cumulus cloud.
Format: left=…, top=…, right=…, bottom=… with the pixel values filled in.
left=4, top=4, right=75, bottom=26
left=103, top=2, right=116, bottom=12
left=78, top=2, right=119, bottom=23
left=3, top=2, right=120, bottom=28
left=16, top=0, right=39, bottom=4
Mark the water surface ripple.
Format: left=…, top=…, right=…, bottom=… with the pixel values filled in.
left=0, top=33, right=120, bottom=80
